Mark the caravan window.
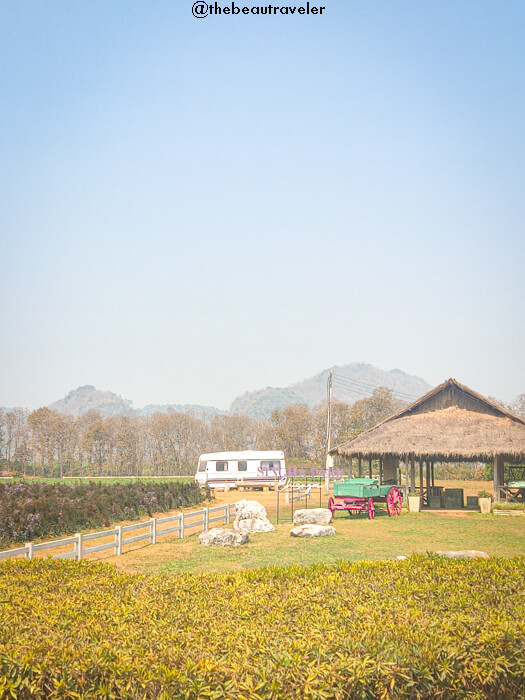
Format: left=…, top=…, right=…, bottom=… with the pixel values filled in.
left=238, top=461, right=247, bottom=471
left=261, top=460, right=283, bottom=476
left=216, top=461, right=228, bottom=471
left=198, top=461, right=207, bottom=472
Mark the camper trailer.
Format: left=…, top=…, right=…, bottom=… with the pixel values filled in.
left=195, top=450, right=286, bottom=489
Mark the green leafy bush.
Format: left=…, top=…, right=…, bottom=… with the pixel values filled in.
left=0, top=480, right=206, bottom=547
left=0, top=556, right=524, bottom=698
left=493, top=501, right=525, bottom=511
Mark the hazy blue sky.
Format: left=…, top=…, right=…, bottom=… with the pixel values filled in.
left=1, top=0, right=524, bottom=410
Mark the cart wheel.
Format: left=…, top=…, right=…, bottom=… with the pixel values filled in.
left=328, top=497, right=336, bottom=515
left=386, top=487, right=402, bottom=516
left=367, top=498, right=375, bottom=519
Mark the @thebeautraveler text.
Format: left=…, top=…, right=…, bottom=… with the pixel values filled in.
left=192, top=2, right=326, bottom=18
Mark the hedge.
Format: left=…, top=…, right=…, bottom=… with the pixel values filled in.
left=0, top=556, right=524, bottom=698
left=0, top=480, right=206, bottom=547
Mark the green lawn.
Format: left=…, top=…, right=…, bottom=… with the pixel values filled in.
left=114, top=509, right=525, bottom=576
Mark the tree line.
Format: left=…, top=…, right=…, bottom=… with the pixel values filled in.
left=0, top=388, right=406, bottom=477
left=2, top=388, right=523, bottom=478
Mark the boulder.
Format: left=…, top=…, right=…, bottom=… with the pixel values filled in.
left=293, top=508, right=332, bottom=525
left=435, top=550, right=490, bottom=559
left=234, top=500, right=275, bottom=533
left=199, top=528, right=249, bottom=547
left=290, top=524, right=336, bottom=538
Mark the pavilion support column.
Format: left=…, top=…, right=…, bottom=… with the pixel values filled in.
left=493, top=455, right=504, bottom=500
left=419, top=460, right=424, bottom=498
left=348, top=456, right=353, bottom=479
left=358, top=457, right=362, bottom=478
left=426, top=461, right=431, bottom=492
left=431, top=461, right=435, bottom=487
left=368, top=458, right=373, bottom=479
left=379, top=458, right=383, bottom=485
left=410, top=455, right=416, bottom=493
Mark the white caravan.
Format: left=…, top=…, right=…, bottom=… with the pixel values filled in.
left=195, top=450, right=286, bottom=489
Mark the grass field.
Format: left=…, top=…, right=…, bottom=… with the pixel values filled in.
left=107, top=479, right=525, bottom=576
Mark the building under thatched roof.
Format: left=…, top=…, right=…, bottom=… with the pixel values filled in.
left=330, top=378, right=525, bottom=500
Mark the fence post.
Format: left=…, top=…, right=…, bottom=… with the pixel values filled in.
left=75, top=533, right=83, bottom=561
left=179, top=513, right=185, bottom=539
left=226, top=503, right=230, bottom=525
left=116, top=525, right=123, bottom=556
left=25, top=542, right=34, bottom=560
left=150, top=517, right=156, bottom=545
left=204, top=507, right=209, bottom=531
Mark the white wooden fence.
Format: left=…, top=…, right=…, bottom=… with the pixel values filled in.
left=0, top=503, right=235, bottom=562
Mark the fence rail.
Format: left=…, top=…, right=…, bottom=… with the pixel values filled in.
left=0, top=503, right=235, bottom=563
left=493, top=509, right=525, bottom=516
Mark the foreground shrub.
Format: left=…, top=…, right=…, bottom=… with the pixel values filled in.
left=493, top=501, right=525, bottom=511
left=1, top=556, right=524, bottom=698
left=0, top=480, right=206, bottom=546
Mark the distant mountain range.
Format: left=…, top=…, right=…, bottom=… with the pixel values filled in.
left=42, top=363, right=432, bottom=420
left=48, top=385, right=133, bottom=418
left=48, top=386, right=224, bottom=420
left=230, top=363, right=431, bottom=419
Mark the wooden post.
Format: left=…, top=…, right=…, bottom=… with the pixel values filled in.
left=368, top=458, right=372, bottom=479
left=179, top=512, right=185, bottom=538
left=226, top=504, right=231, bottom=525
left=431, top=461, right=435, bottom=487
left=25, top=542, right=34, bottom=560
left=426, top=461, right=431, bottom=492
left=358, top=457, right=362, bottom=478
left=116, top=526, right=122, bottom=556
left=419, top=461, right=424, bottom=497
left=150, top=518, right=156, bottom=545
left=75, top=533, right=83, bottom=561
left=410, top=455, right=416, bottom=493
left=379, top=458, right=383, bottom=485
left=493, top=455, right=504, bottom=501
left=204, top=508, right=209, bottom=531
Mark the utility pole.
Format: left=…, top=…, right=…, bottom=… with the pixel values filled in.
left=324, top=369, right=334, bottom=494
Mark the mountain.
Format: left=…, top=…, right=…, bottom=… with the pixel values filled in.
left=290, top=363, right=431, bottom=407
left=229, top=363, right=432, bottom=420
left=229, top=387, right=306, bottom=422
left=46, top=363, right=432, bottom=421
left=47, top=386, right=224, bottom=421
left=48, top=385, right=133, bottom=418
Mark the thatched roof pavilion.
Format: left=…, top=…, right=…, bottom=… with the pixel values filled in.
left=330, top=378, right=525, bottom=500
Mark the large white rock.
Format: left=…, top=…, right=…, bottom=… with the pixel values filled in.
left=233, top=500, right=275, bottom=533
left=290, top=524, right=336, bottom=538
left=199, top=528, right=250, bottom=547
left=293, top=508, right=333, bottom=526
left=436, top=550, right=490, bottom=559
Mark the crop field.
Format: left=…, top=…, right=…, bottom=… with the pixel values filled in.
left=2, top=479, right=525, bottom=697
left=1, top=557, right=525, bottom=698
left=0, top=479, right=204, bottom=548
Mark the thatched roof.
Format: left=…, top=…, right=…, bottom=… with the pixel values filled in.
left=330, top=378, right=525, bottom=461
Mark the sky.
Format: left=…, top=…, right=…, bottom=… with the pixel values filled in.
left=1, top=0, right=524, bottom=411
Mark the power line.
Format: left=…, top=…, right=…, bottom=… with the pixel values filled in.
left=332, top=374, right=419, bottom=401
left=332, top=373, right=419, bottom=399
left=332, top=380, right=371, bottom=400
